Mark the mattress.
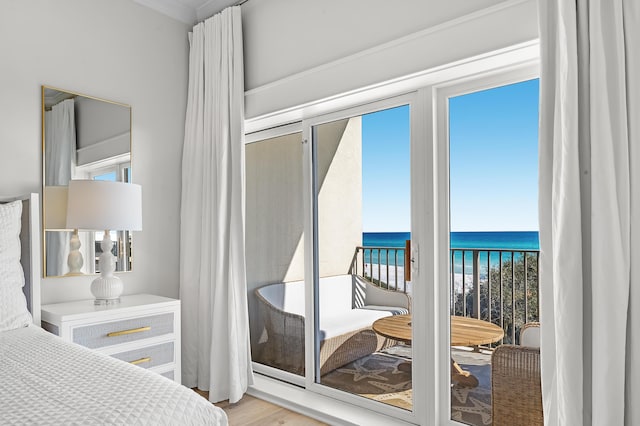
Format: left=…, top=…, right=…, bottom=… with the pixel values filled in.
left=0, top=325, right=227, bottom=425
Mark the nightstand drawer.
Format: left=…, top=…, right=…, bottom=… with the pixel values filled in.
left=112, top=341, right=175, bottom=369
left=73, top=312, right=174, bottom=349
left=42, top=294, right=182, bottom=383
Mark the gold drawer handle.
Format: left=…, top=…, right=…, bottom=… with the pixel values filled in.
left=129, top=357, right=151, bottom=365
left=107, top=326, right=151, bottom=338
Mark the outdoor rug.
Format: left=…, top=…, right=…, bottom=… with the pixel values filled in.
left=320, top=345, right=493, bottom=426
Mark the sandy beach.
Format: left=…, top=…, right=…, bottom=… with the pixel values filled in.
left=364, top=263, right=476, bottom=295
left=365, top=263, right=410, bottom=292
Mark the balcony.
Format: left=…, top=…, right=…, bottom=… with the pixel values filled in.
left=351, top=244, right=540, bottom=344
left=347, top=243, right=540, bottom=425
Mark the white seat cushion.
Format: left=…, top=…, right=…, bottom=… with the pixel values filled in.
left=318, top=308, right=393, bottom=340
left=258, top=275, right=408, bottom=341
left=362, top=305, right=409, bottom=315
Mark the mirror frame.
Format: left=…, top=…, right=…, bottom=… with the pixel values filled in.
left=41, top=85, right=133, bottom=278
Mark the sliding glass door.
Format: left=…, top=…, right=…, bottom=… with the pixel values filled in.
left=245, top=129, right=306, bottom=383
left=310, top=104, right=414, bottom=412
left=245, top=94, right=425, bottom=421
left=244, top=56, right=538, bottom=425
left=434, top=71, right=540, bottom=426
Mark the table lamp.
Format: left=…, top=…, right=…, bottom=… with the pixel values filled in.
left=66, top=180, right=142, bottom=305
left=44, top=185, right=83, bottom=276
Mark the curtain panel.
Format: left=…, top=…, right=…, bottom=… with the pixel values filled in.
left=538, top=0, right=640, bottom=424
left=180, top=6, right=253, bottom=404
left=44, top=99, right=75, bottom=276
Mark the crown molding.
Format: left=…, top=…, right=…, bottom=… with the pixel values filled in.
left=133, top=0, right=241, bottom=25
left=133, top=0, right=197, bottom=25
left=195, top=0, right=238, bottom=21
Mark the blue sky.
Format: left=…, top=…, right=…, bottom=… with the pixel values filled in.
left=362, top=105, right=411, bottom=232
left=362, top=78, right=539, bottom=232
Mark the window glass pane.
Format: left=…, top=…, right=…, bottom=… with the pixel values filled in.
left=246, top=132, right=305, bottom=376
left=448, top=79, right=540, bottom=425
left=314, top=105, right=413, bottom=411
left=93, top=171, right=117, bottom=181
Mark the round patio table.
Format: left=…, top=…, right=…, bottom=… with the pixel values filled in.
left=450, top=315, right=504, bottom=387
left=372, top=314, right=412, bottom=343
left=451, top=315, right=504, bottom=346
left=372, top=314, right=504, bottom=386
left=372, top=314, right=412, bottom=372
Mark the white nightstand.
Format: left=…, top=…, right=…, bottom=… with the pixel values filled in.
left=41, top=294, right=181, bottom=384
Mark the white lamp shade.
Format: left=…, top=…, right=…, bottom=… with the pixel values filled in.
left=44, top=186, right=70, bottom=230
left=66, top=180, right=142, bottom=231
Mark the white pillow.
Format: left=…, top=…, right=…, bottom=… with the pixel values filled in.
left=0, top=200, right=32, bottom=331
left=520, top=323, right=540, bottom=348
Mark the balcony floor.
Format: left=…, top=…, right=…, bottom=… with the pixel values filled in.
left=451, top=347, right=492, bottom=425
left=320, top=345, right=492, bottom=426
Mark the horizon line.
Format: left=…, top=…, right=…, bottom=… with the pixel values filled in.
left=362, top=230, right=540, bottom=233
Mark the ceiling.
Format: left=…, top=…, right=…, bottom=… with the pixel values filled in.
left=133, top=0, right=242, bottom=25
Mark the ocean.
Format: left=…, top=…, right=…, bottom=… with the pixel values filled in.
left=362, top=231, right=539, bottom=270
left=363, top=231, right=539, bottom=250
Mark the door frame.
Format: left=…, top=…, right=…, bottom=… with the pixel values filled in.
left=432, top=64, right=540, bottom=423
left=301, top=92, right=424, bottom=424
left=244, top=42, right=540, bottom=426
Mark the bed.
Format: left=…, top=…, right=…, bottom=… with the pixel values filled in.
left=0, top=194, right=227, bottom=425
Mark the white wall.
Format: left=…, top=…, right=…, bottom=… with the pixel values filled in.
left=246, top=133, right=304, bottom=286
left=0, top=0, right=190, bottom=304
left=316, top=117, right=362, bottom=278
left=242, top=0, right=539, bottom=119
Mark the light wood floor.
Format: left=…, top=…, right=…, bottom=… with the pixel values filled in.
left=194, top=389, right=326, bottom=425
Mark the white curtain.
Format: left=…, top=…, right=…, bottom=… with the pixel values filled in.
left=45, top=99, right=75, bottom=276
left=538, top=1, right=639, bottom=424
left=179, top=6, right=253, bottom=404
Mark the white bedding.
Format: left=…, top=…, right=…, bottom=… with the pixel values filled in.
left=0, top=325, right=227, bottom=425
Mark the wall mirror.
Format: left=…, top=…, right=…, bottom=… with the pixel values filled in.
left=42, top=86, right=133, bottom=278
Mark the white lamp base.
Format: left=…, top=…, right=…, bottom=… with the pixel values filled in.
left=91, top=275, right=123, bottom=305
left=91, top=230, right=122, bottom=305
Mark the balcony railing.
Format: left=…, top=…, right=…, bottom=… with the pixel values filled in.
left=350, top=245, right=409, bottom=293
left=351, top=245, right=540, bottom=345
left=450, top=248, right=539, bottom=345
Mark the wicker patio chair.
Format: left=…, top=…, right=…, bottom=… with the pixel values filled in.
left=254, top=275, right=408, bottom=376
left=491, top=344, right=543, bottom=426
left=255, top=290, right=391, bottom=376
